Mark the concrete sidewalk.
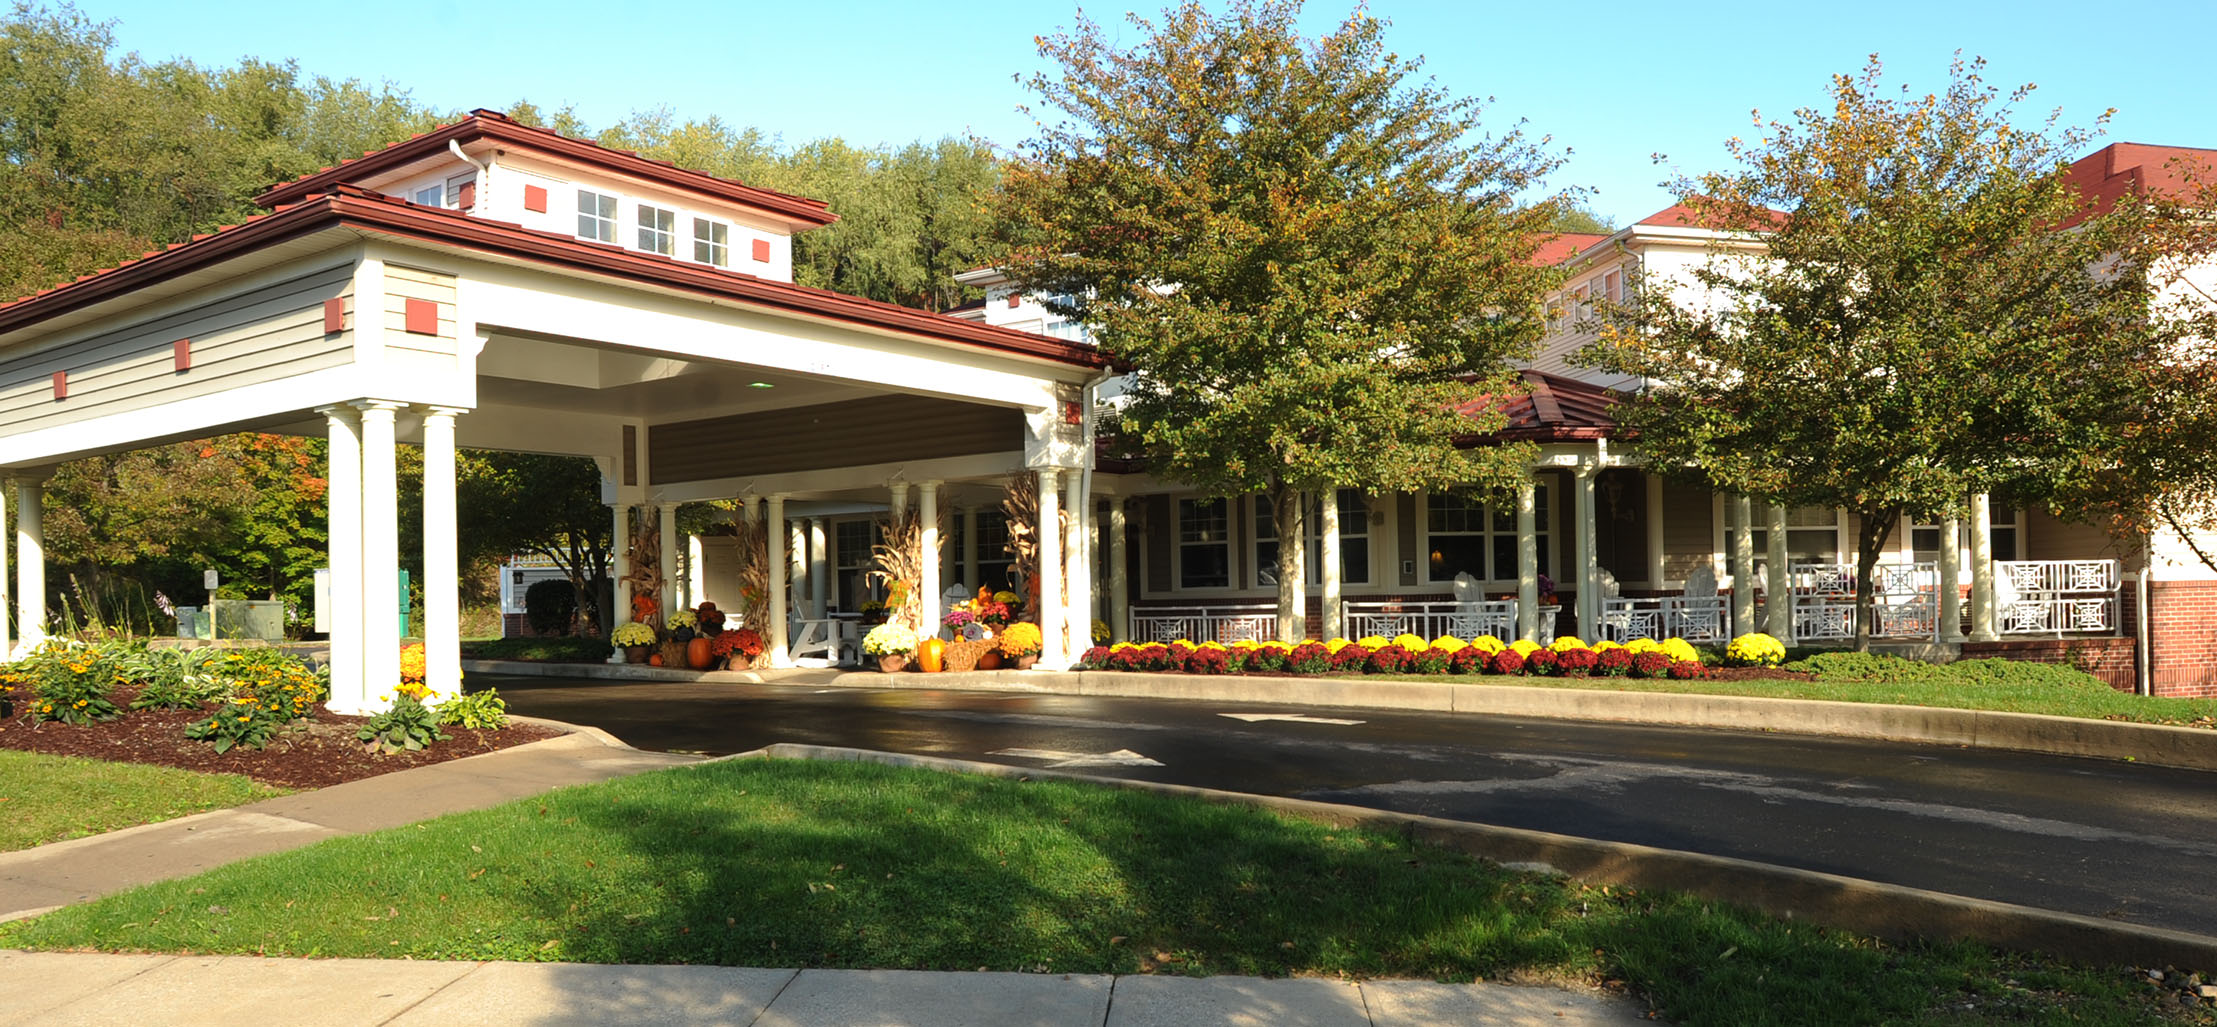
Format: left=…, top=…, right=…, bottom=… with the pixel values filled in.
left=0, top=727, right=697, bottom=921
left=0, top=951, right=1649, bottom=1026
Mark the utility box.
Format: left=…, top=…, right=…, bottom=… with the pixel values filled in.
left=306, top=569, right=412, bottom=637
left=174, top=606, right=212, bottom=640
left=210, top=599, right=285, bottom=641
left=397, top=569, right=412, bottom=636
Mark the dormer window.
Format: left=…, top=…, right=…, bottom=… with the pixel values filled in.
left=693, top=219, right=729, bottom=267
left=412, top=185, right=444, bottom=207
left=637, top=204, right=676, bottom=256
left=577, top=189, right=617, bottom=243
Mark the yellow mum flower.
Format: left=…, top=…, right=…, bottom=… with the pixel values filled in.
left=1625, top=638, right=1660, bottom=654
left=1549, top=635, right=1588, bottom=653
left=1230, top=640, right=1260, bottom=650
left=1431, top=637, right=1469, bottom=654
left=1508, top=639, right=1542, bottom=657
left=1356, top=636, right=1389, bottom=649
left=1661, top=638, right=1702, bottom=664
left=1391, top=633, right=1427, bottom=652
left=1324, top=638, right=1355, bottom=653
left=1593, top=640, right=1623, bottom=652
left=1261, top=640, right=1292, bottom=651
left=1199, top=641, right=1228, bottom=650
left=1110, top=641, right=1137, bottom=652
left=1470, top=635, right=1507, bottom=654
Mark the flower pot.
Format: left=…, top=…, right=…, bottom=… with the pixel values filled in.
left=1014, top=653, right=1039, bottom=670
left=877, top=654, right=909, bottom=674
left=917, top=636, right=946, bottom=673
left=686, top=636, right=715, bottom=670
left=625, top=645, right=651, bottom=664
left=726, top=653, right=754, bottom=671
left=976, top=649, right=1003, bottom=670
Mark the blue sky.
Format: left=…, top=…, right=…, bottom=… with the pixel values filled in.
left=88, top=0, right=2217, bottom=226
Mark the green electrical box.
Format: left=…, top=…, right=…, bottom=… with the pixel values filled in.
left=398, top=569, right=412, bottom=637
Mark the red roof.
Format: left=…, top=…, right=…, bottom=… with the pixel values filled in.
left=1529, top=232, right=1610, bottom=266
left=1455, top=369, right=1625, bottom=443
left=0, top=185, right=1106, bottom=370
left=1636, top=200, right=1787, bottom=231
left=2064, top=142, right=2217, bottom=219
left=254, top=110, right=838, bottom=229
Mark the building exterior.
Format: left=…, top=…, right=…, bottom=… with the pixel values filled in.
left=0, top=109, right=1112, bottom=712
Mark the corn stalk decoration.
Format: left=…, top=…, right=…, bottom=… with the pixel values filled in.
left=870, top=509, right=935, bottom=632
left=618, top=508, right=663, bottom=623
left=1002, top=472, right=1068, bottom=615
left=732, top=515, right=770, bottom=630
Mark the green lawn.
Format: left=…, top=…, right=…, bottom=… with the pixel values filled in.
left=0, top=758, right=2166, bottom=1026
left=1386, top=654, right=2217, bottom=729
left=0, top=750, right=290, bottom=853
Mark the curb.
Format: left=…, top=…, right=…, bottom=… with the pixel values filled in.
left=502, top=714, right=641, bottom=752
left=745, top=742, right=2217, bottom=973
left=820, top=668, right=2217, bottom=773
left=462, top=658, right=772, bottom=684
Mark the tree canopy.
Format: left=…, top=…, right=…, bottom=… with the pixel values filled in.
left=1582, top=55, right=2217, bottom=645
left=995, top=0, right=1571, bottom=638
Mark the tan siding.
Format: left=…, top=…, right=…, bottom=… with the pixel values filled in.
left=2028, top=508, right=2135, bottom=562
left=1145, top=495, right=1171, bottom=592
left=646, top=397, right=1024, bottom=484
left=0, top=265, right=352, bottom=434
left=1395, top=492, right=1418, bottom=586
left=384, top=264, right=458, bottom=354
left=1661, top=480, right=1714, bottom=583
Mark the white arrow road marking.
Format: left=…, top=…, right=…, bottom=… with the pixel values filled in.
left=989, top=747, right=1165, bottom=767
left=1219, top=713, right=1366, bottom=726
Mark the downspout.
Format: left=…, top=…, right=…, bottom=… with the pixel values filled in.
left=2136, top=566, right=2152, bottom=697
left=449, top=140, right=490, bottom=210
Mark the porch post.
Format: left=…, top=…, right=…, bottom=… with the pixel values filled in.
left=1644, top=472, right=1665, bottom=590
left=420, top=406, right=464, bottom=699
left=1939, top=512, right=1965, bottom=643
left=606, top=504, right=630, bottom=665
left=918, top=480, right=942, bottom=637
left=890, top=481, right=910, bottom=519
left=1516, top=475, right=1539, bottom=643
left=1108, top=498, right=1130, bottom=643
left=319, top=408, right=365, bottom=706
left=1037, top=468, right=1064, bottom=668
left=1063, top=468, right=1089, bottom=657
left=355, top=400, right=404, bottom=704
left=1765, top=501, right=1791, bottom=638
left=1969, top=492, right=1998, bottom=642
left=961, top=505, right=978, bottom=593
left=1729, top=494, right=1756, bottom=637
left=808, top=518, right=830, bottom=616
left=788, top=519, right=808, bottom=615
left=0, top=480, right=11, bottom=656
left=767, top=494, right=791, bottom=665
left=658, top=504, right=679, bottom=619
left=1320, top=490, right=1342, bottom=642
left=685, top=533, right=705, bottom=610
left=1574, top=465, right=1600, bottom=638
left=13, top=476, right=45, bottom=653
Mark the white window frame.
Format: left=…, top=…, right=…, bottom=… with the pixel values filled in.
left=1421, top=487, right=1549, bottom=586
left=411, top=184, right=445, bottom=207
left=1175, top=496, right=1233, bottom=591
left=577, top=189, right=617, bottom=243
left=832, top=518, right=883, bottom=613
left=1252, top=490, right=1370, bottom=588
left=1714, top=498, right=1846, bottom=583
left=636, top=203, right=677, bottom=256
left=693, top=218, right=729, bottom=267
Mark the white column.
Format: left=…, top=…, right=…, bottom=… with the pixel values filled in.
left=1765, top=501, right=1791, bottom=639
left=12, top=477, right=44, bottom=653
left=767, top=494, right=790, bottom=665
left=1107, top=499, right=1130, bottom=643
left=788, top=519, right=808, bottom=613
left=1063, top=469, right=1089, bottom=656
left=1939, top=512, right=1965, bottom=643
left=1574, top=466, right=1600, bottom=638
left=1516, top=476, right=1539, bottom=642
left=1969, top=492, right=1998, bottom=642
left=918, top=480, right=942, bottom=636
left=1037, top=468, right=1064, bottom=668
left=686, top=533, right=706, bottom=609
left=1320, top=490, right=1342, bottom=641
left=319, top=408, right=365, bottom=706
left=606, top=503, right=630, bottom=664
left=890, top=481, right=910, bottom=519
left=961, top=506, right=979, bottom=593
left=0, top=480, right=12, bottom=656
left=808, top=518, right=830, bottom=616
left=657, top=503, right=679, bottom=619
left=1644, top=472, right=1665, bottom=590
left=355, top=400, right=403, bottom=707
left=1729, top=495, right=1756, bottom=637
left=420, top=406, right=464, bottom=700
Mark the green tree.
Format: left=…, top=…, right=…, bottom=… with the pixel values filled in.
left=1582, top=56, right=2201, bottom=648
left=996, top=0, right=1569, bottom=639
left=1548, top=202, right=1614, bottom=235
left=457, top=452, right=613, bottom=635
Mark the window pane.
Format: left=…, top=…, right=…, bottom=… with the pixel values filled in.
left=1429, top=535, right=1485, bottom=582
left=1256, top=539, right=1280, bottom=587
left=1181, top=544, right=1229, bottom=589
left=1341, top=538, right=1369, bottom=584
left=1993, top=528, right=2018, bottom=562
left=1252, top=496, right=1275, bottom=540
left=1491, top=501, right=1515, bottom=532
left=1493, top=536, right=1516, bottom=582
left=1179, top=499, right=1226, bottom=543
left=1786, top=528, right=1837, bottom=563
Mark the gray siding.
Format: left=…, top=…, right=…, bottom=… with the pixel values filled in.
left=647, top=396, right=1024, bottom=484
left=1395, top=492, right=1417, bottom=586
left=1144, top=495, right=1171, bottom=593
left=1661, top=480, right=1714, bottom=583
left=0, top=264, right=354, bottom=435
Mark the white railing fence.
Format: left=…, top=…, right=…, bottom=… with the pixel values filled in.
left=1997, top=559, right=2119, bottom=636
left=1129, top=600, right=1560, bottom=645
left=789, top=616, right=860, bottom=666
left=1344, top=600, right=1519, bottom=643
left=1598, top=596, right=1730, bottom=643
left=1788, top=562, right=1939, bottom=642
left=1129, top=604, right=1278, bottom=645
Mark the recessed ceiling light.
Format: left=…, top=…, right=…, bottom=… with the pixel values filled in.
left=748, top=381, right=774, bottom=389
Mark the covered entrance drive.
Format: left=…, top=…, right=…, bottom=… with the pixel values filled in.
left=0, top=148, right=1109, bottom=715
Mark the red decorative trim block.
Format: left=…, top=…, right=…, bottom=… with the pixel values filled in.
left=457, top=181, right=476, bottom=210
left=173, top=338, right=191, bottom=371
left=404, top=297, right=440, bottom=335
left=523, top=184, right=548, bottom=213
left=751, top=238, right=771, bottom=263
left=324, top=297, right=345, bottom=334
left=50, top=370, right=66, bottom=399
left=1007, top=293, right=1021, bottom=309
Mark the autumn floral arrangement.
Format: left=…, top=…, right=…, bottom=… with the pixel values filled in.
left=1073, top=633, right=1712, bottom=680
left=711, top=627, right=765, bottom=667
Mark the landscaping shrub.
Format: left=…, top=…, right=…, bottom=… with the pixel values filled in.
left=1077, top=645, right=1111, bottom=668
left=1524, top=648, right=1559, bottom=676
left=357, top=695, right=448, bottom=754
left=463, top=637, right=616, bottom=663
left=434, top=688, right=509, bottom=729
left=1632, top=650, right=1673, bottom=678
left=1366, top=644, right=1412, bottom=674
left=1487, top=649, right=1526, bottom=675
left=1185, top=646, right=1232, bottom=674
left=1668, top=659, right=1712, bottom=680
left=1555, top=647, right=1598, bottom=675
left=1596, top=647, right=1634, bottom=677
left=12, top=642, right=123, bottom=725
left=523, top=579, right=578, bottom=636
left=1285, top=642, right=1331, bottom=674
left=1330, top=644, right=1373, bottom=672
left=1725, top=632, right=1787, bottom=668
left=1409, top=646, right=1451, bottom=674
left=128, top=648, right=221, bottom=710
left=1448, top=647, right=1486, bottom=674
left=206, top=650, right=323, bottom=722
left=184, top=699, right=278, bottom=753
left=1242, top=644, right=1289, bottom=673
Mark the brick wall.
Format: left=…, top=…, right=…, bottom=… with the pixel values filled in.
left=1959, top=637, right=2138, bottom=692
left=2147, top=580, right=2217, bottom=698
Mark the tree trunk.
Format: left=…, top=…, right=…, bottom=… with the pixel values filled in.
left=1271, top=482, right=1306, bottom=642
left=1850, top=507, right=1900, bottom=653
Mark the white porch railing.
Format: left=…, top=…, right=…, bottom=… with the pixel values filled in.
left=1340, top=600, right=1558, bottom=644
left=1130, top=604, right=1277, bottom=644
left=790, top=616, right=861, bottom=666
left=1598, top=596, right=1730, bottom=643
left=1997, top=559, right=2119, bottom=635
left=1790, top=562, right=1940, bottom=642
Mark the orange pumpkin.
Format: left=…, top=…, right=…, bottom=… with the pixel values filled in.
left=917, top=636, right=946, bottom=673
left=686, top=636, right=715, bottom=670
left=647, top=653, right=664, bottom=666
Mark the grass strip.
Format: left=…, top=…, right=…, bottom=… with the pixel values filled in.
left=0, top=758, right=2170, bottom=1025
left=0, top=750, right=289, bottom=853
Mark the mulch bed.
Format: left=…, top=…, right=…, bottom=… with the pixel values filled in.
left=0, top=701, right=561, bottom=789
left=1701, top=667, right=1815, bottom=682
